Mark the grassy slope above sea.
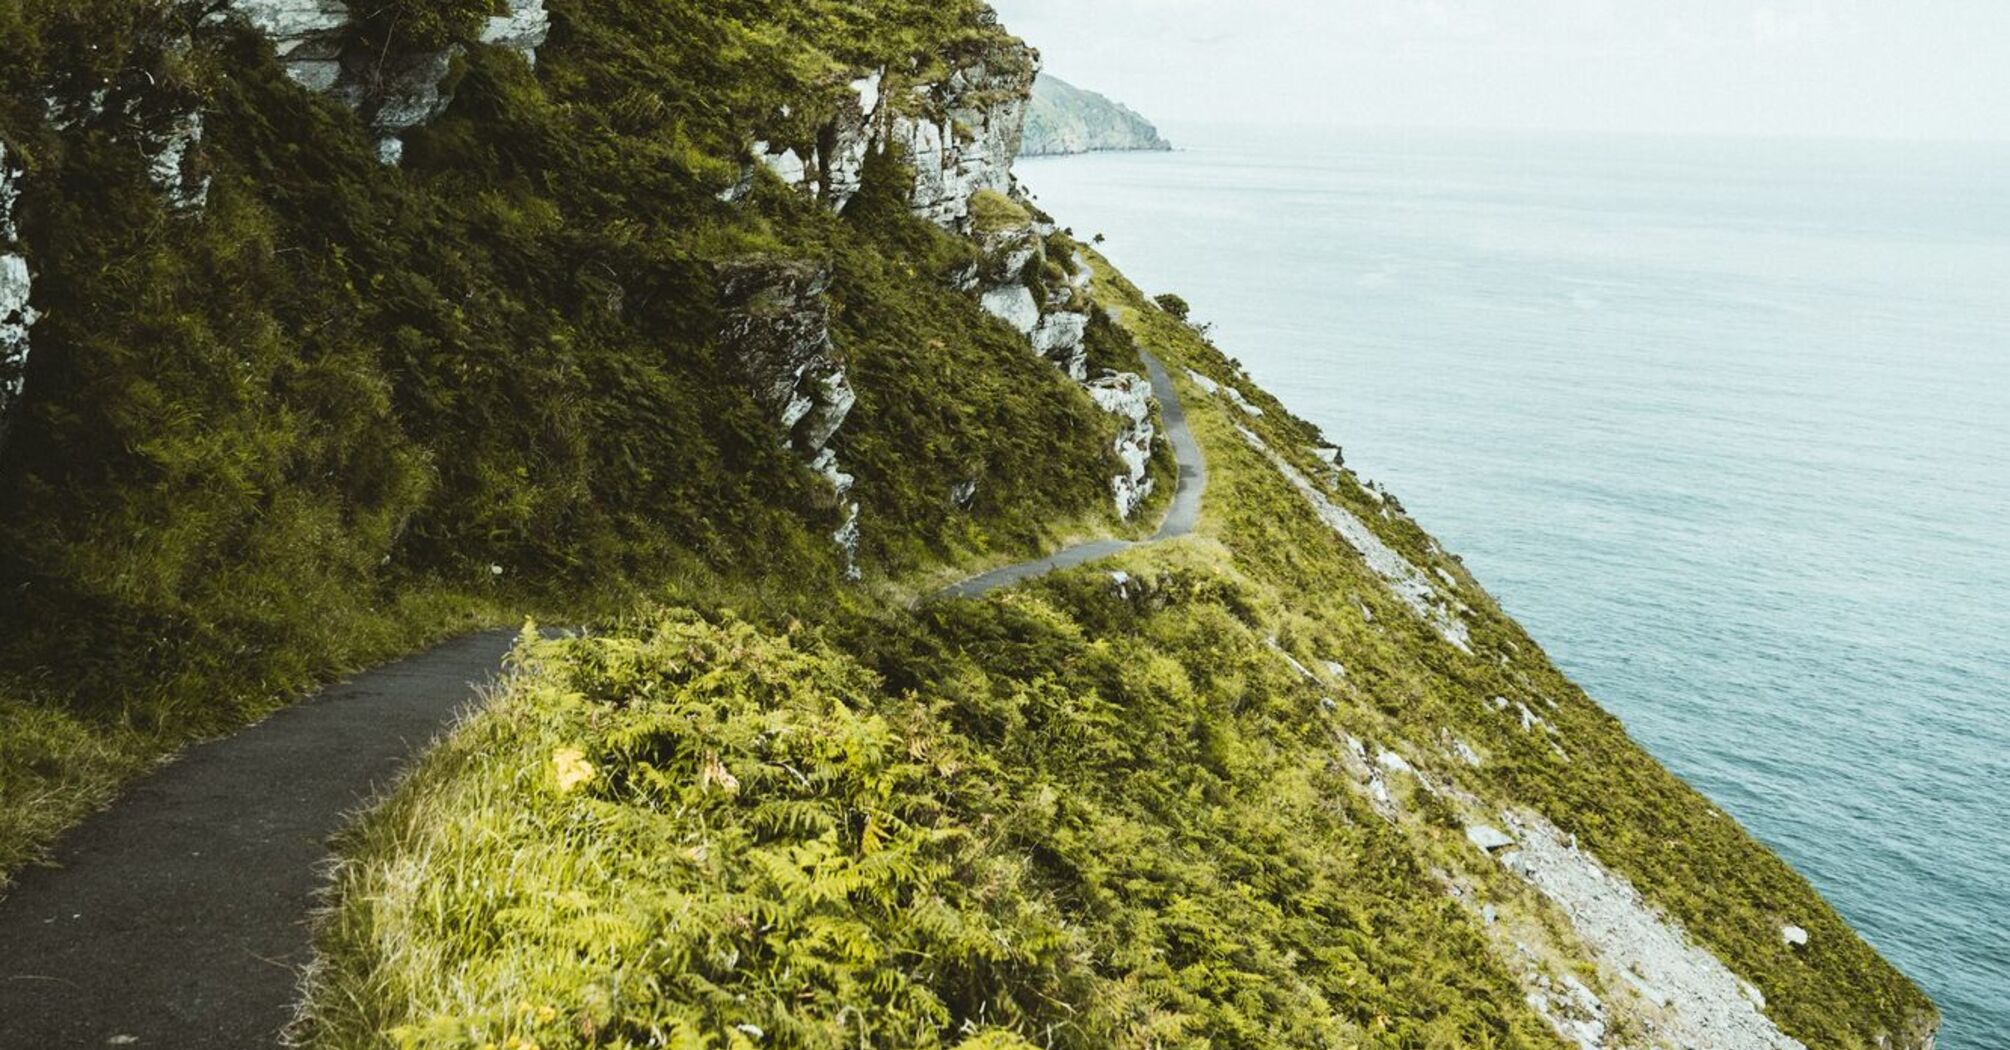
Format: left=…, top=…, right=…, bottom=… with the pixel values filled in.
left=300, top=258, right=1934, bottom=1050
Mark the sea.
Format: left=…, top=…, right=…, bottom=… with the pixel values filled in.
left=1018, top=127, right=2010, bottom=1048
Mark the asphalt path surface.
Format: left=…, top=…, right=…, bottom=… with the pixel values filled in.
left=0, top=629, right=523, bottom=1049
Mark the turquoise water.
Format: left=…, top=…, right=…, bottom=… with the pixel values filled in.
left=1020, top=129, right=2010, bottom=1047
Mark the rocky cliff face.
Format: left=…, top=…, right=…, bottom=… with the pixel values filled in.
left=717, top=258, right=863, bottom=576
left=220, top=0, right=551, bottom=163
left=1020, top=74, right=1171, bottom=157
left=0, top=145, right=31, bottom=454
left=735, top=38, right=1167, bottom=528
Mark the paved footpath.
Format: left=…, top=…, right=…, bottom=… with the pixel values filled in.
left=0, top=629, right=522, bottom=1049
left=938, top=350, right=1207, bottom=600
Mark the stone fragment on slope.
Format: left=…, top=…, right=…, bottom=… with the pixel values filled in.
left=1466, top=825, right=1516, bottom=852
left=145, top=111, right=210, bottom=212
left=480, top=0, right=552, bottom=59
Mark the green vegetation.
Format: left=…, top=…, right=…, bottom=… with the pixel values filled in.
left=305, top=607, right=1562, bottom=1050
left=301, top=255, right=1934, bottom=1048
left=966, top=188, right=1032, bottom=235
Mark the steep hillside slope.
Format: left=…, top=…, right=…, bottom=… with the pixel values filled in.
left=0, top=2, right=1935, bottom=1049
left=0, top=0, right=1156, bottom=873
left=1022, top=74, right=1171, bottom=156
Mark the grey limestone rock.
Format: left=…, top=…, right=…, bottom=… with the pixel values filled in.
left=1, top=146, right=34, bottom=453
left=1086, top=372, right=1156, bottom=519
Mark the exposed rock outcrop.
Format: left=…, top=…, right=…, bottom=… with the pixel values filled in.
left=1, top=145, right=33, bottom=453
left=717, top=258, right=862, bottom=577
left=222, top=0, right=351, bottom=92
left=1492, top=809, right=1813, bottom=1050
left=743, top=69, right=886, bottom=212
left=1020, top=74, right=1171, bottom=158
left=731, top=40, right=1031, bottom=229
left=716, top=259, right=856, bottom=457
left=891, top=60, right=1031, bottom=228
left=979, top=284, right=1040, bottom=335
left=144, top=111, right=210, bottom=212
left=1031, top=310, right=1089, bottom=381
left=1085, top=372, right=1156, bottom=518
left=219, top=0, right=551, bottom=163
left=1237, top=424, right=1472, bottom=651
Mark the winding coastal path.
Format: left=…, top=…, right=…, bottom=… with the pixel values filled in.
left=0, top=352, right=1199, bottom=1048
left=0, top=630, right=523, bottom=1049
left=938, top=350, right=1206, bottom=600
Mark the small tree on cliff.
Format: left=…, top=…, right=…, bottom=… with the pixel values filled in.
left=1154, top=293, right=1191, bottom=321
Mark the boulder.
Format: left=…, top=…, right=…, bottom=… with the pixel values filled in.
left=1030, top=310, right=1089, bottom=380
left=980, top=285, right=1040, bottom=335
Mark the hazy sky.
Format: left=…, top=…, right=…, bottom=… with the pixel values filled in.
left=990, top=0, right=2010, bottom=141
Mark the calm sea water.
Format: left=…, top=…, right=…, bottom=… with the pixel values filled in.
left=1020, top=129, right=2010, bottom=1047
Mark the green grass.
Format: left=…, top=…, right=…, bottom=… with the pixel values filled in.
left=0, top=696, right=153, bottom=879
left=966, top=189, right=1032, bottom=235
left=301, top=607, right=1564, bottom=1050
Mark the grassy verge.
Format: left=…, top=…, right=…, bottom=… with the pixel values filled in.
left=0, top=588, right=508, bottom=888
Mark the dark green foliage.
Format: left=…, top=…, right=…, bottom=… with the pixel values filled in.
left=1152, top=293, right=1190, bottom=322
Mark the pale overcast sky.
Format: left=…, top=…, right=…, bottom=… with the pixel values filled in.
left=989, top=0, right=2010, bottom=141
